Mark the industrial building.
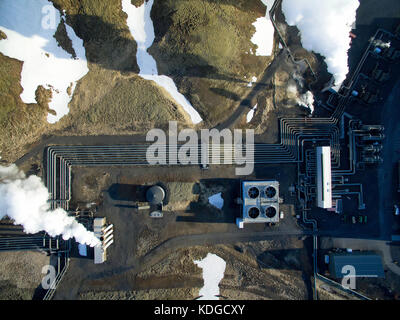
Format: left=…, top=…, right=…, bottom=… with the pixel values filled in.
left=328, top=252, right=385, bottom=279
left=93, top=217, right=114, bottom=264
left=316, top=146, right=332, bottom=209
left=237, top=180, right=280, bottom=228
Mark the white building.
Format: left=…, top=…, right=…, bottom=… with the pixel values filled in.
left=93, top=217, right=114, bottom=264
left=316, top=146, right=332, bottom=209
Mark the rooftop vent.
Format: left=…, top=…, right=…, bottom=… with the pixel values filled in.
left=248, top=187, right=260, bottom=199
left=265, top=206, right=277, bottom=218
left=248, top=207, right=260, bottom=219
left=264, top=186, right=277, bottom=198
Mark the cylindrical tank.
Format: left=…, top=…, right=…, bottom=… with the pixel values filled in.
left=146, top=185, right=166, bottom=205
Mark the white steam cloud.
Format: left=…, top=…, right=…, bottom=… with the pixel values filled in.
left=287, top=83, right=314, bottom=113
left=297, top=91, right=314, bottom=114
left=282, top=0, right=360, bottom=86
left=0, top=164, right=100, bottom=247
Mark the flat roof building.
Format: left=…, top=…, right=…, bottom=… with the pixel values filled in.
left=329, top=252, right=385, bottom=279
left=237, top=180, right=280, bottom=228
left=316, top=146, right=332, bottom=209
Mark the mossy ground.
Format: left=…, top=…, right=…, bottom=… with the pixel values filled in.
left=1, top=0, right=276, bottom=162
left=61, top=66, right=191, bottom=136
left=0, top=0, right=192, bottom=162
left=0, top=53, right=48, bottom=160
left=150, top=0, right=273, bottom=126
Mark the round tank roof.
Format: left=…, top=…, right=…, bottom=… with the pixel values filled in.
left=146, top=185, right=165, bottom=205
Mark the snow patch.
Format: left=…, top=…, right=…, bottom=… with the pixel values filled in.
left=246, top=104, right=258, bottom=123
left=261, top=0, right=276, bottom=8
left=247, top=76, right=257, bottom=87
left=250, top=0, right=275, bottom=56
left=194, top=253, right=226, bottom=300
left=208, top=193, right=224, bottom=210
left=0, top=0, right=89, bottom=123
left=121, top=0, right=202, bottom=124
left=281, top=0, right=360, bottom=86
left=251, top=17, right=275, bottom=56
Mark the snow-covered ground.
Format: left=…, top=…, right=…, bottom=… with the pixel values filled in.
left=246, top=104, right=258, bottom=123
left=250, top=0, right=275, bottom=56
left=0, top=0, right=88, bottom=123
left=121, top=0, right=202, bottom=124
left=194, top=253, right=226, bottom=300
left=208, top=193, right=224, bottom=210
left=282, top=0, right=360, bottom=86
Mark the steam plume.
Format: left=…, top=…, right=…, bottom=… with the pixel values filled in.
left=0, top=164, right=100, bottom=247
left=282, top=0, right=360, bottom=86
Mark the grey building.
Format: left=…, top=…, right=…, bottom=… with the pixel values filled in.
left=329, top=252, right=385, bottom=278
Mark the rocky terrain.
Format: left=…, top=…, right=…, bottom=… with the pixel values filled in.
left=79, top=240, right=312, bottom=300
